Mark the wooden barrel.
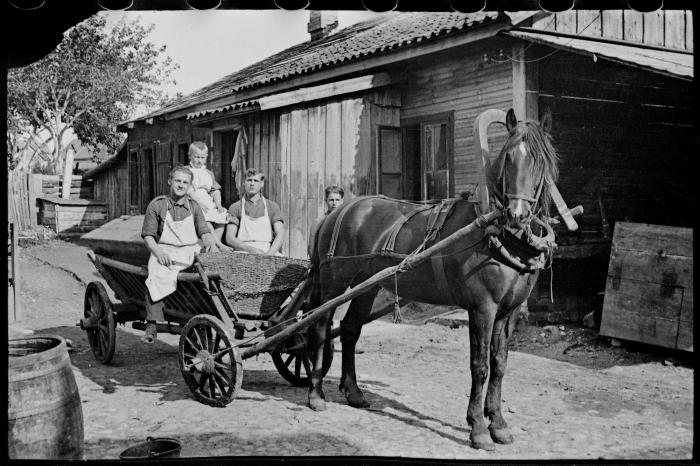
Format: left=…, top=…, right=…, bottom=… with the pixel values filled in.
left=8, top=335, right=84, bottom=459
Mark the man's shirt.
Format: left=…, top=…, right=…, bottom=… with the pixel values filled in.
left=141, top=194, right=210, bottom=242
left=228, top=196, right=284, bottom=228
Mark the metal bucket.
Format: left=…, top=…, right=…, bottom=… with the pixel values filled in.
left=119, top=437, right=182, bottom=460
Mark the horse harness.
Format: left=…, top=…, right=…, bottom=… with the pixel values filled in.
left=321, top=196, right=466, bottom=305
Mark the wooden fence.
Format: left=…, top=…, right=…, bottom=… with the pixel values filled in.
left=7, top=172, right=93, bottom=230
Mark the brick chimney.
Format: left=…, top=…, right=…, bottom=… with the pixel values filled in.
left=308, top=11, right=338, bottom=41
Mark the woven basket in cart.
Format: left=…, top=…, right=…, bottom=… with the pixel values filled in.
left=196, top=251, right=310, bottom=318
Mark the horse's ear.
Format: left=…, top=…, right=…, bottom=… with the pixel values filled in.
left=540, top=109, right=552, bottom=134
left=505, top=108, right=518, bottom=134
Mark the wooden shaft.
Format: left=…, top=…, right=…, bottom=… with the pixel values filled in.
left=473, top=109, right=506, bottom=214
left=240, top=209, right=500, bottom=359
left=547, top=180, right=579, bottom=231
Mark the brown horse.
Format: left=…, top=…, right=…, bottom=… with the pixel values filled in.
left=306, top=108, right=558, bottom=451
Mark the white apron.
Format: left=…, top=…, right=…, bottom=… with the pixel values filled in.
left=238, top=197, right=274, bottom=253
left=145, top=204, right=201, bottom=302
left=188, top=166, right=228, bottom=224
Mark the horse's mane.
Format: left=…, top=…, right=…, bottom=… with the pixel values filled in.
left=490, top=119, right=559, bottom=218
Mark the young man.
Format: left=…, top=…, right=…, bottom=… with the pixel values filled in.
left=141, top=166, right=219, bottom=343
left=323, top=185, right=344, bottom=215
left=186, top=141, right=230, bottom=250
left=307, top=185, right=344, bottom=258
left=225, top=168, right=286, bottom=255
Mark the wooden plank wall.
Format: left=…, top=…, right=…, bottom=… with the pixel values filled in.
left=240, top=91, right=397, bottom=258
left=397, top=41, right=513, bottom=193
left=92, top=162, right=129, bottom=220
left=126, top=119, right=194, bottom=213
left=537, top=48, right=694, bottom=229
left=599, top=222, right=693, bottom=351
left=8, top=171, right=31, bottom=230
left=532, top=10, right=693, bottom=50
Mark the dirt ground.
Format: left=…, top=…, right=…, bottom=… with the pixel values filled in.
left=9, top=246, right=695, bottom=460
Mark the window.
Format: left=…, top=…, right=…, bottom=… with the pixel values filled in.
left=401, top=112, right=454, bottom=201
left=378, top=126, right=402, bottom=198
left=422, top=122, right=449, bottom=200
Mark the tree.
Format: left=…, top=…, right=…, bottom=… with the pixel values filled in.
left=7, top=14, right=179, bottom=175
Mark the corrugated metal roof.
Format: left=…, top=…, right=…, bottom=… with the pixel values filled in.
left=127, top=12, right=505, bottom=124
left=507, top=30, right=693, bottom=79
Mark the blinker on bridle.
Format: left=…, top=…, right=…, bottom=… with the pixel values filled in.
left=496, top=148, right=546, bottom=220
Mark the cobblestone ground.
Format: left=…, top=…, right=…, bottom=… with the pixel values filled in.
left=11, top=249, right=694, bottom=460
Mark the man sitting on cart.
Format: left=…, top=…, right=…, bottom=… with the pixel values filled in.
left=224, top=168, right=286, bottom=256
left=141, top=165, right=219, bottom=344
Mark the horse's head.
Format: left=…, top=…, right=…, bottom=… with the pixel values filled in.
left=492, top=108, right=558, bottom=227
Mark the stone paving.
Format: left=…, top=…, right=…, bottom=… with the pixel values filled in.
left=14, top=242, right=695, bottom=460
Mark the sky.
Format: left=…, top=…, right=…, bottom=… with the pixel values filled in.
left=101, top=10, right=390, bottom=97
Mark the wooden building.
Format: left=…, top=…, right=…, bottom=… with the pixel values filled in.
left=94, top=10, right=691, bottom=277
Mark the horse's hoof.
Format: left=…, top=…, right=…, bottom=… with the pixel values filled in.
left=345, top=390, right=370, bottom=409
left=308, top=395, right=327, bottom=412
left=470, top=432, right=496, bottom=451
left=489, top=426, right=514, bottom=444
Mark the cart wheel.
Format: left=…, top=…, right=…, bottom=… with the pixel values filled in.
left=271, top=333, right=334, bottom=387
left=178, top=314, right=243, bottom=407
left=83, top=281, right=116, bottom=364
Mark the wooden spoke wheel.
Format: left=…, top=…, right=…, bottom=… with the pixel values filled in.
left=178, top=314, right=243, bottom=407
left=83, top=282, right=117, bottom=364
left=271, top=331, right=334, bottom=387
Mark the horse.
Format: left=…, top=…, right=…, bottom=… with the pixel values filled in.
left=305, top=108, right=559, bottom=451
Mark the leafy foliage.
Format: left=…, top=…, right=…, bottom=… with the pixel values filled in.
left=7, top=14, right=178, bottom=173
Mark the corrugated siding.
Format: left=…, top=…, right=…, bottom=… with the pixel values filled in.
left=538, top=49, right=694, bottom=228
left=396, top=44, right=514, bottom=193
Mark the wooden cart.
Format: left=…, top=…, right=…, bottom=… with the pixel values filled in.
left=79, top=250, right=404, bottom=407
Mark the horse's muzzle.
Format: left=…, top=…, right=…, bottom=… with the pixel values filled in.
left=505, top=199, right=530, bottom=226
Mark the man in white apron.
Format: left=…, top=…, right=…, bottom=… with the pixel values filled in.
left=186, top=141, right=230, bottom=250
left=224, top=168, right=286, bottom=255
left=141, top=166, right=218, bottom=343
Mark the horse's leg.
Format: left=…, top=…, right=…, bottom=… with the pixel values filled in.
left=339, top=286, right=378, bottom=409
left=484, top=310, right=518, bottom=444
left=307, top=283, right=343, bottom=412
left=467, top=302, right=497, bottom=451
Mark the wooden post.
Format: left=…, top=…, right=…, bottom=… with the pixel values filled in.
left=27, top=173, right=42, bottom=226
left=9, top=221, right=20, bottom=322
left=61, top=146, right=75, bottom=199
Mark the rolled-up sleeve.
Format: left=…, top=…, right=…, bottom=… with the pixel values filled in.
left=227, top=202, right=242, bottom=226
left=268, top=201, right=284, bottom=225
left=141, top=200, right=161, bottom=239
left=191, top=201, right=211, bottom=237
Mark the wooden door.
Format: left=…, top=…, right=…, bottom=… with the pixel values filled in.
left=219, top=130, right=238, bottom=208
left=155, top=142, right=172, bottom=197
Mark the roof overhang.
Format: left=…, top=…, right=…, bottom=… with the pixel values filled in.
left=506, top=29, right=693, bottom=80
left=161, top=19, right=509, bottom=122
left=187, top=72, right=393, bottom=122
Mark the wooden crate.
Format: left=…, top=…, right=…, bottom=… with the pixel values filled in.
left=599, top=222, right=693, bottom=351
left=37, top=196, right=108, bottom=235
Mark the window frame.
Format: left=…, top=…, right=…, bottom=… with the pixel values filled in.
left=400, top=111, right=455, bottom=201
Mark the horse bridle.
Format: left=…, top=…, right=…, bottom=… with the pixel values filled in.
left=492, top=153, right=556, bottom=257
